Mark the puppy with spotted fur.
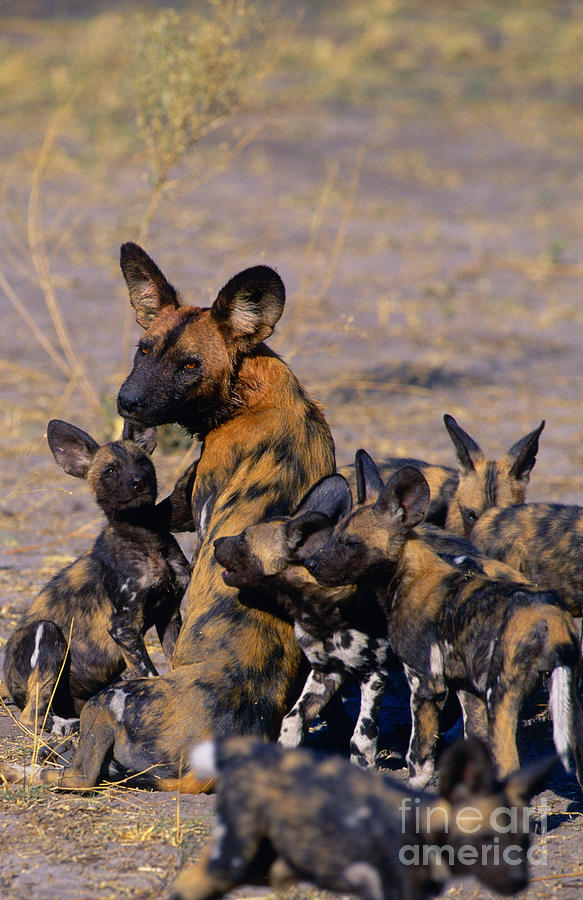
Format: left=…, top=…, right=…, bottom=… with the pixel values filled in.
left=171, top=736, right=554, bottom=900
left=214, top=472, right=389, bottom=768
left=214, top=461, right=481, bottom=768
left=305, top=452, right=583, bottom=790
left=3, top=420, right=190, bottom=733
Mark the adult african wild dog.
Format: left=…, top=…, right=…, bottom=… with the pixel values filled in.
left=442, top=415, right=544, bottom=537
left=338, top=414, right=544, bottom=531
left=171, top=736, right=555, bottom=900
left=305, top=454, right=583, bottom=790
left=469, top=503, right=583, bottom=618
left=4, top=420, right=189, bottom=734
left=214, top=463, right=477, bottom=767
left=0, top=244, right=335, bottom=793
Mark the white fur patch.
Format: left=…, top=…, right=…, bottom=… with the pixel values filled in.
left=109, top=688, right=127, bottom=723
left=344, top=863, right=383, bottom=900
left=408, top=758, right=435, bottom=789
left=549, top=666, right=573, bottom=770
left=51, top=716, right=79, bottom=736
left=429, top=643, right=443, bottom=678
left=231, top=303, right=261, bottom=337
left=30, top=623, right=44, bottom=669
left=453, top=556, right=467, bottom=566
left=190, top=741, right=218, bottom=780
left=332, top=629, right=369, bottom=666
left=344, top=805, right=371, bottom=828
left=199, top=498, right=211, bottom=537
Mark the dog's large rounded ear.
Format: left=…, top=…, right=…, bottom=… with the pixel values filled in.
left=292, top=474, right=352, bottom=523
left=444, top=414, right=482, bottom=473
left=355, top=449, right=383, bottom=504
left=286, top=511, right=332, bottom=551
left=47, top=420, right=100, bottom=479
left=210, top=265, right=285, bottom=350
left=439, top=738, right=497, bottom=803
left=508, top=420, right=545, bottom=482
left=503, top=756, right=558, bottom=807
left=120, top=242, right=180, bottom=329
left=376, top=466, right=429, bottom=529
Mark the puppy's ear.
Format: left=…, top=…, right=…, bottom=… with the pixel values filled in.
left=503, top=756, right=558, bottom=806
left=443, top=414, right=482, bottom=473
left=507, top=420, right=545, bottom=482
left=354, top=449, right=383, bottom=504
left=439, top=738, right=497, bottom=803
left=292, top=474, right=352, bottom=522
left=47, top=420, right=100, bottom=479
left=286, top=511, right=332, bottom=551
left=376, top=466, right=429, bottom=529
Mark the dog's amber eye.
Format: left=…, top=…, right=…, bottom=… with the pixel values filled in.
left=183, top=360, right=199, bottom=370
left=140, top=346, right=148, bottom=355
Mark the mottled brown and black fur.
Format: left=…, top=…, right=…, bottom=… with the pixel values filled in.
left=443, top=415, right=544, bottom=537
left=171, top=736, right=554, bottom=900
left=340, top=456, right=458, bottom=528
left=213, top=468, right=477, bottom=768
left=470, top=503, right=583, bottom=618
left=0, top=245, right=335, bottom=792
left=338, top=415, right=543, bottom=532
left=3, top=420, right=189, bottom=733
left=305, top=455, right=583, bottom=790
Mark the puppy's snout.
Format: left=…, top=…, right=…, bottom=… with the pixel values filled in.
left=130, top=474, right=146, bottom=491
left=304, top=556, right=319, bottom=575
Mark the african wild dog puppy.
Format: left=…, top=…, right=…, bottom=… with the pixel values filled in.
left=0, top=244, right=335, bottom=792
left=443, top=415, right=544, bottom=537
left=214, top=473, right=390, bottom=767
left=338, top=414, right=543, bottom=531
left=305, top=455, right=583, bottom=790
left=3, top=420, right=189, bottom=733
left=340, top=455, right=458, bottom=527
left=214, top=460, right=485, bottom=768
left=469, top=503, right=583, bottom=619
left=171, top=736, right=555, bottom=900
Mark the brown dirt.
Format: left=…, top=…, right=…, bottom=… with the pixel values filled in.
left=2, top=2, right=583, bottom=898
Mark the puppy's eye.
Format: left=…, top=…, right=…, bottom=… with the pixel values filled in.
left=104, top=466, right=116, bottom=476
left=345, top=538, right=360, bottom=551
left=463, top=509, right=478, bottom=523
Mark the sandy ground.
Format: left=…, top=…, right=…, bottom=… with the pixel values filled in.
left=2, top=4, right=583, bottom=898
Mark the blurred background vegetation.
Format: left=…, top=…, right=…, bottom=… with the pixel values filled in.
left=2, top=0, right=583, bottom=560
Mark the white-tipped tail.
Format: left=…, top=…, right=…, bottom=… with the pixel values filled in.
left=549, top=666, right=573, bottom=771
left=190, top=741, right=218, bottom=781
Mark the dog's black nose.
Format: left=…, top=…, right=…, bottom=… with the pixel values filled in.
left=304, top=556, right=318, bottom=574
left=117, top=386, right=145, bottom=415
left=130, top=475, right=146, bottom=491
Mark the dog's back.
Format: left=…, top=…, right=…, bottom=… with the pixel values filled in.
left=472, top=502, right=583, bottom=616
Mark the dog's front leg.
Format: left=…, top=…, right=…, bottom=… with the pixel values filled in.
left=349, top=670, right=386, bottom=768
left=279, top=668, right=344, bottom=748
left=172, top=808, right=264, bottom=900
left=109, top=592, right=158, bottom=678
